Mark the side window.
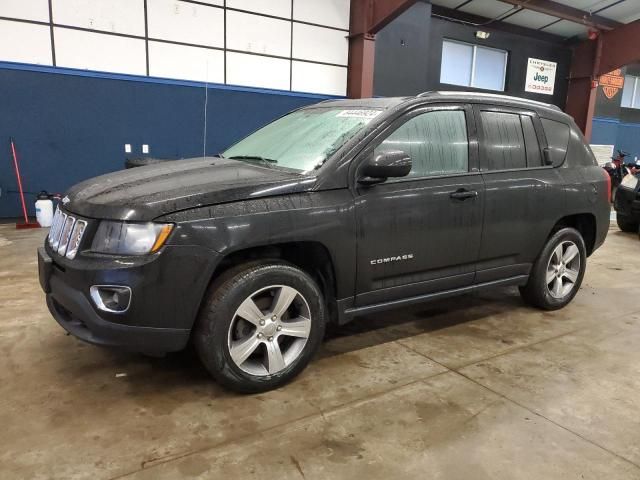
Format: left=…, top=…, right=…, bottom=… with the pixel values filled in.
left=480, top=111, right=526, bottom=170
left=541, top=118, right=570, bottom=165
left=375, top=110, right=469, bottom=178
left=521, top=115, right=543, bottom=167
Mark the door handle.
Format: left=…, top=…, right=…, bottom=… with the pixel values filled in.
left=449, top=189, right=478, bottom=200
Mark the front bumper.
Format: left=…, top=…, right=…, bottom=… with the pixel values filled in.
left=39, top=240, right=218, bottom=354
left=614, top=184, right=640, bottom=221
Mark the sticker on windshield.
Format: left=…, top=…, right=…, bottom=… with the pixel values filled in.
left=336, top=110, right=382, bottom=119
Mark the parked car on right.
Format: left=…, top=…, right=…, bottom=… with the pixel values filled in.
left=614, top=170, right=640, bottom=234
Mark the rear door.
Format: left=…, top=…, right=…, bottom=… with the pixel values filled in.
left=353, top=104, right=485, bottom=306
left=474, top=104, right=563, bottom=283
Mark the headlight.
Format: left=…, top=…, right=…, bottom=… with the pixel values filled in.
left=621, top=174, right=639, bottom=190
left=91, top=221, right=174, bottom=255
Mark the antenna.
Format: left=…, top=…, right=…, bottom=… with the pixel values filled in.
left=202, top=59, right=209, bottom=160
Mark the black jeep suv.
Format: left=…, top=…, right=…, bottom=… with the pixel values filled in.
left=38, top=92, right=610, bottom=392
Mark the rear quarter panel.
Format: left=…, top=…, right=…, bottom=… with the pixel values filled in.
left=560, top=125, right=610, bottom=251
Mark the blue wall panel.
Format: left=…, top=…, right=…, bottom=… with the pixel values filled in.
left=592, top=117, right=640, bottom=162
left=0, top=65, right=329, bottom=217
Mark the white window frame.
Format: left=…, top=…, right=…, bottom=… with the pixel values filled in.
left=622, top=75, right=639, bottom=109
left=441, top=39, right=508, bottom=92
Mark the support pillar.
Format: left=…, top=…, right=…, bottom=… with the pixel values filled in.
left=347, top=33, right=376, bottom=98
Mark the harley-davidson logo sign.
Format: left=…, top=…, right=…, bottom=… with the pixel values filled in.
left=599, top=69, right=624, bottom=99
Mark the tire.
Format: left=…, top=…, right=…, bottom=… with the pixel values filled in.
left=194, top=261, right=326, bottom=393
left=519, top=227, right=586, bottom=310
left=616, top=214, right=639, bottom=233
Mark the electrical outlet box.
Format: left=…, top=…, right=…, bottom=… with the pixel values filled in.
left=142, top=144, right=149, bottom=154
left=124, top=144, right=132, bottom=153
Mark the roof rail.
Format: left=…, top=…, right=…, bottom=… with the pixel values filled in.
left=416, top=91, right=561, bottom=111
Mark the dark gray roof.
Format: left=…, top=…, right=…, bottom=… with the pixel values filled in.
left=309, top=97, right=409, bottom=109
left=310, top=91, right=564, bottom=119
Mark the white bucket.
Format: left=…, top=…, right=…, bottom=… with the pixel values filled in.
left=35, top=198, right=54, bottom=227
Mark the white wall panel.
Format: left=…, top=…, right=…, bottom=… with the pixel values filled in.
left=0, top=20, right=52, bottom=65
left=227, top=0, right=290, bottom=18
left=227, top=52, right=290, bottom=90
left=147, top=0, right=224, bottom=48
left=292, top=23, right=347, bottom=66
left=54, top=27, right=146, bottom=75
left=227, top=11, right=290, bottom=57
left=52, top=0, right=145, bottom=36
left=189, top=0, right=223, bottom=5
left=0, top=0, right=50, bottom=22
left=149, top=41, right=224, bottom=83
left=291, top=61, right=346, bottom=95
left=293, top=0, right=349, bottom=30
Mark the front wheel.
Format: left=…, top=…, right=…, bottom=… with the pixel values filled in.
left=520, top=227, right=586, bottom=310
left=194, top=261, right=326, bottom=393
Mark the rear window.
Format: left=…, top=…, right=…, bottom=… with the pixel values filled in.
left=541, top=118, right=570, bottom=165
left=480, top=111, right=526, bottom=170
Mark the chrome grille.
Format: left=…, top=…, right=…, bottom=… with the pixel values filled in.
left=48, top=207, right=88, bottom=258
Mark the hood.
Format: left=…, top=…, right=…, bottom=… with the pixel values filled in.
left=63, top=157, right=315, bottom=221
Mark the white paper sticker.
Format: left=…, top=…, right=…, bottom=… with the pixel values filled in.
left=336, top=109, right=382, bottom=119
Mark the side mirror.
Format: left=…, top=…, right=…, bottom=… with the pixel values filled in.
left=359, top=150, right=412, bottom=185
left=543, top=147, right=553, bottom=165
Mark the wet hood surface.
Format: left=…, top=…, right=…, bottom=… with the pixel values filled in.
left=63, top=157, right=314, bottom=221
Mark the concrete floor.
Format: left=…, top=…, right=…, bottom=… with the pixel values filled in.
left=1, top=223, right=640, bottom=480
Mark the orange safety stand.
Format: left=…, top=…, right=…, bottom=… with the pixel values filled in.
left=10, top=137, right=40, bottom=229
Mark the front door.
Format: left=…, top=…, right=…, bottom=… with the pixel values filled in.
left=353, top=104, right=484, bottom=307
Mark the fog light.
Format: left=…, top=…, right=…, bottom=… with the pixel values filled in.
left=90, top=285, right=132, bottom=313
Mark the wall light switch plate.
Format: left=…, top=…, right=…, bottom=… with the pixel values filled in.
left=142, top=144, right=149, bottom=154
left=124, top=144, right=132, bottom=153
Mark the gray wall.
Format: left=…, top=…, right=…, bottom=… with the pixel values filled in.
left=373, top=2, right=572, bottom=109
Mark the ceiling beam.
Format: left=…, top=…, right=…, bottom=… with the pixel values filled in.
left=430, top=5, right=565, bottom=44
left=350, top=0, right=417, bottom=36
left=596, top=18, right=640, bottom=74
left=499, top=0, right=622, bottom=31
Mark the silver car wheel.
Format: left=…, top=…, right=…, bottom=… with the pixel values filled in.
left=546, top=240, right=581, bottom=299
left=227, top=285, right=311, bottom=376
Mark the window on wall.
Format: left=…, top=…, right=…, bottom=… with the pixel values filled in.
left=440, top=40, right=508, bottom=91
left=621, top=75, right=640, bottom=109
left=375, top=110, right=469, bottom=178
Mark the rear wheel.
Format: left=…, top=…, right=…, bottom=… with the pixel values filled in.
left=520, top=227, right=586, bottom=310
left=194, top=261, right=326, bottom=393
left=616, top=213, right=639, bottom=233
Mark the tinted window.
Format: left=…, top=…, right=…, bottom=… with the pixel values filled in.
left=480, top=111, right=526, bottom=170
left=541, top=118, right=570, bottom=165
left=521, top=115, right=542, bottom=167
left=375, top=110, right=469, bottom=178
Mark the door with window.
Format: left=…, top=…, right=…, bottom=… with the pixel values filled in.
left=474, top=105, right=563, bottom=282
left=353, top=105, right=485, bottom=306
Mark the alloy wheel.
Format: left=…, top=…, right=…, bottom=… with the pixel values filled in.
left=546, top=240, right=581, bottom=299
left=227, top=285, right=311, bottom=376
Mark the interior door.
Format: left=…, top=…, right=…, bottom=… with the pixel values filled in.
left=353, top=104, right=485, bottom=307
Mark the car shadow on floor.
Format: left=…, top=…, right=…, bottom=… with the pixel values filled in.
left=76, top=287, right=527, bottom=393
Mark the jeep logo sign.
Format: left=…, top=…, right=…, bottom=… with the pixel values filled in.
left=525, top=58, right=557, bottom=96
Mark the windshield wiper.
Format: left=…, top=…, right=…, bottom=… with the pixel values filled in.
left=227, top=155, right=278, bottom=166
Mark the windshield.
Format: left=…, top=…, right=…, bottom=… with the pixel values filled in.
left=222, top=107, right=382, bottom=172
